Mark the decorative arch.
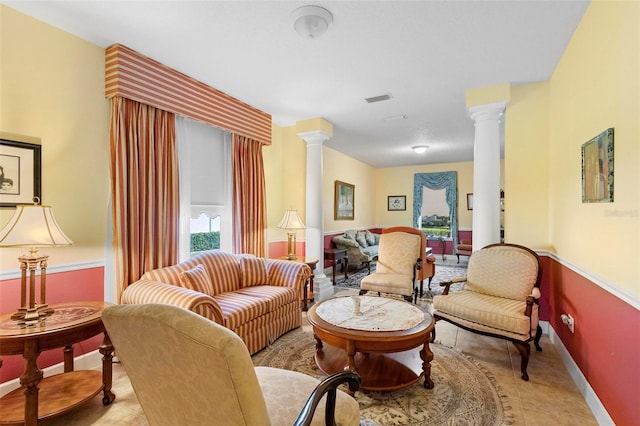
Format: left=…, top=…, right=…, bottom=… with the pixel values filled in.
left=413, top=172, right=458, bottom=252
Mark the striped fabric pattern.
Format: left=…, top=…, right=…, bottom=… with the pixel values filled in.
left=121, top=280, right=224, bottom=325
left=433, top=291, right=535, bottom=336
left=234, top=286, right=298, bottom=311
left=213, top=292, right=270, bottom=330
left=105, top=44, right=271, bottom=145
left=193, top=251, right=241, bottom=294
left=110, top=97, right=179, bottom=299
left=240, top=257, right=270, bottom=287
left=232, top=134, right=267, bottom=256
left=179, top=264, right=215, bottom=296
left=267, top=259, right=312, bottom=289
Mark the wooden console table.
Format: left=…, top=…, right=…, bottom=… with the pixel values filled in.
left=324, top=248, right=348, bottom=284
left=0, top=301, right=115, bottom=425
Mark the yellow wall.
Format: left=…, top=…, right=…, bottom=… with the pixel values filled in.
left=0, top=5, right=110, bottom=270
left=547, top=1, right=639, bottom=294
left=505, top=82, right=550, bottom=249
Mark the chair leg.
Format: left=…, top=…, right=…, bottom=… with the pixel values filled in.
left=456, top=254, right=460, bottom=263
left=427, top=276, right=433, bottom=291
left=534, top=325, right=543, bottom=352
left=512, top=340, right=531, bottom=381
left=419, top=279, right=424, bottom=297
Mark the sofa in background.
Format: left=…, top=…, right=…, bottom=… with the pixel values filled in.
left=332, top=229, right=380, bottom=273
left=121, top=250, right=312, bottom=354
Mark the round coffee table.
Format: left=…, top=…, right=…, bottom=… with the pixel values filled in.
left=307, top=296, right=435, bottom=392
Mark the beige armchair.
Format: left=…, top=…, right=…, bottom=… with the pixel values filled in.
left=359, top=226, right=426, bottom=303
left=433, top=243, right=543, bottom=381
left=102, top=304, right=361, bottom=426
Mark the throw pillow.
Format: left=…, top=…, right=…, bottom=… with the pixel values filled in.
left=179, top=264, right=215, bottom=296
left=356, top=230, right=368, bottom=247
left=344, top=229, right=357, bottom=240
left=365, top=230, right=376, bottom=246
left=240, top=256, right=270, bottom=287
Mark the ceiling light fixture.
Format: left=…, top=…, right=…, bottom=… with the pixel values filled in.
left=292, top=5, right=333, bottom=39
left=412, top=145, right=429, bottom=154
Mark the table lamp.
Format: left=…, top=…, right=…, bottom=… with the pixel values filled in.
left=277, top=210, right=306, bottom=260
left=0, top=204, right=73, bottom=326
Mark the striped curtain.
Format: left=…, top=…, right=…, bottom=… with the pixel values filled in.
left=232, top=134, right=266, bottom=256
left=110, top=97, right=179, bottom=300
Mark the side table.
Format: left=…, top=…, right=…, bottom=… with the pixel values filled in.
left=324, top=248, right=348, bottom=284
left=0, top=301, right=115, bottom=426
left=278, top=256, right=319, bottom=311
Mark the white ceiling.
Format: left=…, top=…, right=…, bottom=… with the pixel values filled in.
left=4, top=0, right=589, bottom=168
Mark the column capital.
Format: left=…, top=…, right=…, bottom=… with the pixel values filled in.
left=468, top=101, right=508, bottom=123
left=297, top=130, right=332, bottom=145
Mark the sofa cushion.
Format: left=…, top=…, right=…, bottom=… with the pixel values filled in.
left=235, top=286, right=298, bottom=312
left=355, top=231, right=368, bottom=248
left=214, top=292, right=271, bottom=330
left=193, top=251, right=241, bottom=294
left=344, top=229, right=357, bottom=240
left=240, top=257, right=270, bottom=287
left=179, top=264, right=215, bottom=296
left=365, top=230, right=376, bottom=246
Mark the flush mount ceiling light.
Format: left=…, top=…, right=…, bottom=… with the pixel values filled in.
left=292, top=5, right=333, bottom=39
left=412, top=145, right=429, bottom=154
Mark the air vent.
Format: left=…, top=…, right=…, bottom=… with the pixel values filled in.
left=365, top=93, right=393, bottom=103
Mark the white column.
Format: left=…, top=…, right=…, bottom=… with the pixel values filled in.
left=468, top=102, right=506, bottom=252
left=297, top=130, right=333, bottom=302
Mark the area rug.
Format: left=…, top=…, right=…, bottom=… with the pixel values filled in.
left=252, top=326, right=514, bottom=426
left=336, top=263, right=468, bottom=299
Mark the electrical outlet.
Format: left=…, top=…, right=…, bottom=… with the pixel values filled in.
left=561, top=313, right=575, bottom=333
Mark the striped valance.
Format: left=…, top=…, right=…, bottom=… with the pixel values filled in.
left=105, top=44, right=271, bottom=145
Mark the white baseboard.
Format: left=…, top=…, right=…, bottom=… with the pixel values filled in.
left=0, top=350, right=103, bottom=397
left=548, top=325, right=614, bottom=425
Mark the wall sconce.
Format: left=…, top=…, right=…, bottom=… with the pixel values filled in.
left=277, top=210, right=306, bottom=260
left=0, top=205, right=73, bottom=326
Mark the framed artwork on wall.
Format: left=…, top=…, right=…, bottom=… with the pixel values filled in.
left=581, top=128, right=614, bottom=203
left=334, top=180, right=354, bottom=220
left=388, top=195, right=406, bottom=211
left=0, top=139, right=42, bottom=207
left=466, top=193, right=473, bottom=210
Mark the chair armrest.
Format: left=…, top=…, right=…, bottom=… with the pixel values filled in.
left=332, top=236, right=360, bottom=249
left=439, top=277, right=467, bottom=295
left=122, top=280, right=224, bottom=325
left=266, top=259, right=312, bottom=291
left=292, top=371, right=361, bottom=426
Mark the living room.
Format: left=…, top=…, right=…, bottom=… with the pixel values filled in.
left=0, top=2, right=638, bottom=425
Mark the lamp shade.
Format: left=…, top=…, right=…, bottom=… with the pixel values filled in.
left=277, top=210, right=306, bottom=230
left=0, top=205, right=73, bottom=247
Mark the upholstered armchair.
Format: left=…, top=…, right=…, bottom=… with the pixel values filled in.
left=433, top=243, right=543, bottom=381
left=359, top=226, right=426, bottom=303
left=456, top=238, right=472, bottom=263
left=102, top=304, right=361, bottom=426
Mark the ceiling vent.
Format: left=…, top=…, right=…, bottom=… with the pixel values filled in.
left=365, top=93, right=393, bottom=103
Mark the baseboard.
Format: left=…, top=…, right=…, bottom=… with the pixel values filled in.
left=0, top=350, right=103, bottom=397
left=548, top=325, right=614, bottom=425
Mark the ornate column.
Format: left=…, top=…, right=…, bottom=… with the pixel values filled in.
left=468, top=102, right=506, bottom=251
left=297, top=129, right=333, bottom=302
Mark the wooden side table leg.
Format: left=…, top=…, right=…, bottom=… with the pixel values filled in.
left=99, top=333, right=116, bottom=405
left=344, top=340, right=357, bottom=396
left=421, top=340, right=435, bottom=389
left=343, top=258, right=348, bottom=280
left=63, top=344, right=74, bottom=372
left=22, top=339, right=43, bottom=426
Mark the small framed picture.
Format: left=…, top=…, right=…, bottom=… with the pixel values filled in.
left=388, top=195, right=406, bottom=211
left=0, top=139, right=42, bottom=207
left=466, top=193, right=473, bottom=210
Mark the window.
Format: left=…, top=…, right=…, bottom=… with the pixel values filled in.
left=413, top=171, right=458, bottom=246
left=176, top=116, right=232, bottom=261
left=420, top=187, right=451, bottom=237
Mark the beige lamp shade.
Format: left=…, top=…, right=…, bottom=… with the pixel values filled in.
left=277, top=210, right=306, bottom=230
left=0, top=205, right=73, bottom=248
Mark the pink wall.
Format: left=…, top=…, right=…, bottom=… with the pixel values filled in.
left=0, top=267, right=105, bottom=383
left=546, top=258, right=639, bottom=425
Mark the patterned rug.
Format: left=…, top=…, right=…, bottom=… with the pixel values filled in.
left=252, top=325, right=514, bottom=426
left=336, top=262, right=468, bottom=300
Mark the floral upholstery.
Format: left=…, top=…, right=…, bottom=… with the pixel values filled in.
left=122, top=250, right=312, bottom=354
left=332, top=229, right=380, bottom=270
left=433, top=243, right=543, bottom=381
left=102, top=304, right=360, bottom=426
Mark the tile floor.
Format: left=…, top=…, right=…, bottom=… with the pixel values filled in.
left=34, top=275, right=598, bottom=425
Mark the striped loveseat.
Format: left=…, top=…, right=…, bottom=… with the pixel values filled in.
left=121, top=250, right=312, bottom=354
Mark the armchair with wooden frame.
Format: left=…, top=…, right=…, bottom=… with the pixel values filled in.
left=432, top=243, right=543, bottom=381
left=103, top=304, right=361, bottom=426
left=359, top=226, right=434, bottom=303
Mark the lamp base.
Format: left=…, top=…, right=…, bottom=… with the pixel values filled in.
left=11, top=304, right=53, bottom=327
left=286, top=232, right=298, bottom=260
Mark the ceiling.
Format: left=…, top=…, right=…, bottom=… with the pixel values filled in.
left=4, top=1, right=589, bottom=168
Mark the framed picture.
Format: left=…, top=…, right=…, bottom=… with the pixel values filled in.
left=334, top=180, right=354, bottom=220
left=0, top=139, right=42, bottom=207
left=582, top=128, right=614, bottom=203
left=388, top=195, right=406, bottom=211
left=467, top=193, right=473, bottom=210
